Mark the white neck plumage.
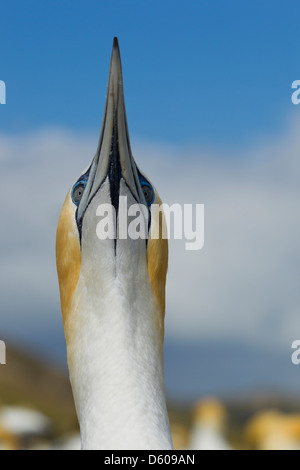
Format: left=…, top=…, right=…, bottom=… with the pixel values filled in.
left=66, top=230, right=173, bottom=450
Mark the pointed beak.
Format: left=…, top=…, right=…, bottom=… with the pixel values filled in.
left=77, top=37, right=145, bottom=223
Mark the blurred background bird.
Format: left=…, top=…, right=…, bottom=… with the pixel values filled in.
left=245, top=410, right=300, bottom=450
left=189, top=398, right=232, bottom=450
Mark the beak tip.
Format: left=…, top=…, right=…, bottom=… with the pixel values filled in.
left=109, top=37, right=122, bottom=87
left=113, top=36, right=119, bottom=50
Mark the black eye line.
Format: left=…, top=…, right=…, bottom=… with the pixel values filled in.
left=124, top=179, right=151, bottom=243
left=74, top=166, right=154, bottom=242
left=76, top=177, right=150, bottom=246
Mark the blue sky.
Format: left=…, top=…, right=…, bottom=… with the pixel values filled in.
left=1, top=0, right=299, bottom=147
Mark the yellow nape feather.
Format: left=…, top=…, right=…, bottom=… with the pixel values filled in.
left=56, top=190, right=81, bottom=333
left=147, top=193, right=168, bottom=339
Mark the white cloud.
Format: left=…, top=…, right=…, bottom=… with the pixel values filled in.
left=1, top=123, right=300, bottom=354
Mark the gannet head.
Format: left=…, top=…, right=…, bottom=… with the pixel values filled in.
left=56, top=37, right=168, bottom=352
left=192, top=398, right=227, bottom=430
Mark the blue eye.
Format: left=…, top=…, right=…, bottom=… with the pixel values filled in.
left=140, top=180, right=154, bottom=206
left=71, top=180, right=86, bottom=206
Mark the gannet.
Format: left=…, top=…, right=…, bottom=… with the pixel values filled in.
left=190, top=398, right=232, bottom=450
left=56, top=38, right=173, bottom=450
left=0, top=404, right=51, bottom=449
left=246, top=410, right=300, bottom=450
